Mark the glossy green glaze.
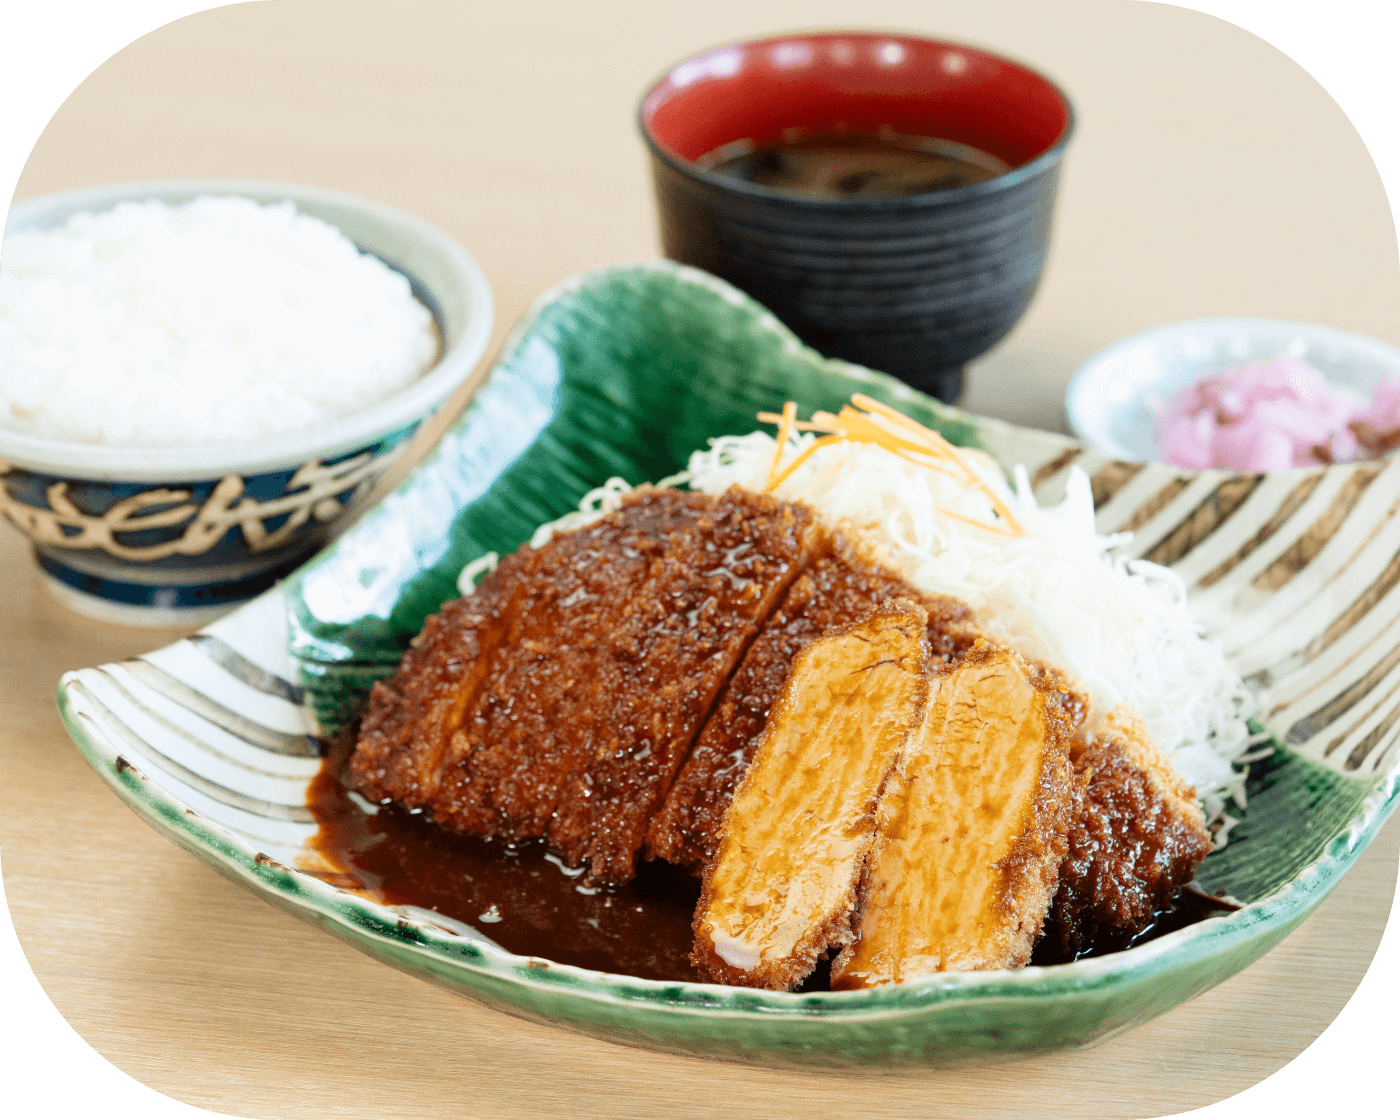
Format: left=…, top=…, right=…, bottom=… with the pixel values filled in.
left=1196, top=742, right=1377, bottom=900
left=286, top=262, right=982, bottom=725
left=55, top=676, right=1376, bottom=1067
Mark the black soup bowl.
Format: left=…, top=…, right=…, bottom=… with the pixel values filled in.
left=639, top=31, right=1075, bottom=403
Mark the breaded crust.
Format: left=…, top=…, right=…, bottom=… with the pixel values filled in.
left=647, top=529, right=976, bottom=870
left=831, top=640, right=1079, bottom=987
left=1045, top=705, right=1212, bottom=957
left=543, top=489, right=818, bottom=881
left=351, top=485, right=818, bottom=883
left=691, top=602, right=930, bottom=990
left=350, top=563, right=530, bottom=808
left=426, top=487, right=712, bottom=842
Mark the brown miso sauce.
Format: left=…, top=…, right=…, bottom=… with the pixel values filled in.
left=702, top=133, right=1012, bottom=199
left=306, top=730, right=703, bottom=981
left=307, top=730, right=1239, bottom=985
left=1029, top=885, right=1242, bottom=967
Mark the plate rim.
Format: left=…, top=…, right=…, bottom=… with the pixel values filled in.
left=56, top=668, right=1398, bottom=1018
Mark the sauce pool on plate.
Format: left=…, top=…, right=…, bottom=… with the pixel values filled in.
left=306, top=729, right=1239, bottom=984
left=307, top=731, right=703, bottom=982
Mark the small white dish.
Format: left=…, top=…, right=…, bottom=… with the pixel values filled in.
left=1065, top=318, right=1400, bottom=462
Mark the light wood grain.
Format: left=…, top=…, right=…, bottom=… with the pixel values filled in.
left=3, top=2, right=1398, bottom=1117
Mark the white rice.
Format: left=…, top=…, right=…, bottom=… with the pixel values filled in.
left=0, top=195, right=438, bottom=447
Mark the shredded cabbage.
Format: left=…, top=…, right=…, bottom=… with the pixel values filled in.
left=687, top=430, right=1256, bottom=830
left=478, top=428, right=1256, bottom=839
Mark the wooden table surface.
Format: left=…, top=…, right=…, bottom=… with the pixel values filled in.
left=4, top=2, right=1399, bottom=1117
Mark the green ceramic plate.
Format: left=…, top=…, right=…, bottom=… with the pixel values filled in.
left=59, top=261, right=1400, bottom=1068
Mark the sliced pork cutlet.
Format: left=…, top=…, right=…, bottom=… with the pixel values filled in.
left=422, top=489, right=697, bottom=840
left=351, top=550, right=538, bottom=809
left=352, top=487, right=702, bottom=815
left=831, top=641, right=1078, bottom=988
left=545, top=488, right=818, bottom=882
left=692, top=602, right=929, bottom=990
left=646, top=529, right=976, bottom=871
left=422, top=484, right=800, bottom=851
left=1044, top=705, right=1212, bottom=959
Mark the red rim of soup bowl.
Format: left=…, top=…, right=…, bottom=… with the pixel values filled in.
left=639, top=30, right=1075, bottom=207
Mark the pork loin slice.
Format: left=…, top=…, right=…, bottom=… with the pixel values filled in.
left=691, top=602, right=929, bottom=990
left=648, top=530, right=975, bottom=871
left=832, top=640, right=1078, bottom=986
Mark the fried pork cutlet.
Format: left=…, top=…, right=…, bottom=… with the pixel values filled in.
left=1044, top=706, right=1212, bottom=958
left=542, top=491, right=818, bottom=880
left=352, top=574, right=524, bottom=809
left=830, top=641, right=1079, bottom=987
left=353, top=485, right=819, bottom=883
left=691, top=603, right=929, bottom=990
left=646, top=530, right=977, bottom=871
left=352, top=423, right=1224, bottom=989
left=351, top=487, right=697, bottom=812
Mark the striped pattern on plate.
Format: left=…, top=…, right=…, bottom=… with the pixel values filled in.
left=996, top=423, right=1400, bottom=776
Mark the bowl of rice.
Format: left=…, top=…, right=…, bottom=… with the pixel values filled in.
left=0, top=179, right=493, bottom=625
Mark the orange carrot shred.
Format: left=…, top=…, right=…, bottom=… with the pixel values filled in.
left=755, top=394, right=1024, bottom=536
left=763, top=400, right=799, bottom=490
left=767, top=434, right=845, bottom=492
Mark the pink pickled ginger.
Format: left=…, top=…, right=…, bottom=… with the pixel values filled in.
left=1151, top=358, right=1400, bottom=470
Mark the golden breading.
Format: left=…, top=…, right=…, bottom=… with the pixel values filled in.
left=541, top=490, right=817, bottom=880
left=691, top=602, right=929, bottom=990
left=647, top=529, right=976, bottom=871
left=352, top=486, right=819, bottom=884
left=1045, top=706, right=1213, bottom=958
left=350, top=574, right=528, bottom=809
left=831, top=641, right=1078, bottom=987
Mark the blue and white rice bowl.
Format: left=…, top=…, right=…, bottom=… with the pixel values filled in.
left=0, top=180, right=493, bottom=625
